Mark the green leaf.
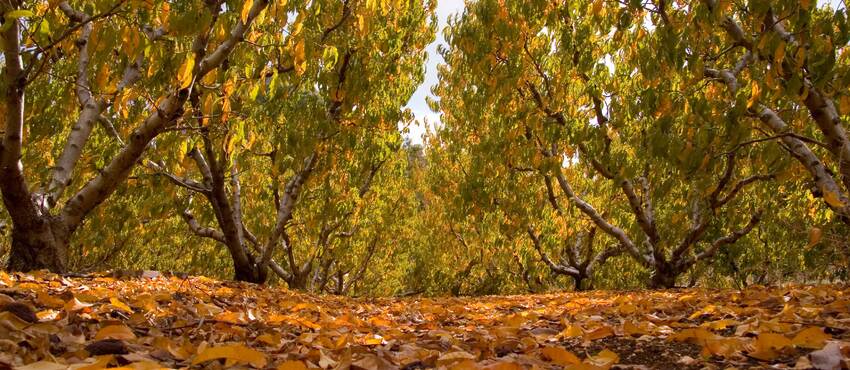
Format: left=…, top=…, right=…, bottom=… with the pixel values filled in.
left=4, top=10, right=34, bottom=19
left=323, top=46, right=339, bottom=71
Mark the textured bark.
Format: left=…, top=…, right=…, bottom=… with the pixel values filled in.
left=551, top=169, right=650, bottom=265
left=262, top=152, right=319, bottom=268
left=649, top=263, right=678, bottom=289
left=7, top=217, right=69, bottom=272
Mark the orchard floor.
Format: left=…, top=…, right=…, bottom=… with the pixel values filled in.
left=0, top=272, right=849, bottom=369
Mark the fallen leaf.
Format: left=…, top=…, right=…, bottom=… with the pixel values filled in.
left=810, top=342, right=844, bottom=370
left=192, top=344, right=267, bottom=368
left=541, top=346, right=581, bottom=366
left=95, top=324, right=136, bottom=340
left=792, top=327, right=832, bottom=349
left=277, top=360, right=308, bottom=370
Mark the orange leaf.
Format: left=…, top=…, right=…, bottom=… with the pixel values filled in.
left=750, top=333, right=792, bottom=361
left=585, top=326, right=614, bottom=340
left=541, top=346, right=581, bottom=366
left=277, top=360, right=307, bottom=370
left=791, top=327, right=831, bottom=349
left=95, top=325, right=136, bottom=340
left=192, top=344, right=267, bottom=368
left=561, top=324, right=584, bottom=338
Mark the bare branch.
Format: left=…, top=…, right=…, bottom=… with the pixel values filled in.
left=146, top=160, right=210, bottom=194
left=690, top=210, right=763, bottom=266
left=180, top=207, right=226, bottom=244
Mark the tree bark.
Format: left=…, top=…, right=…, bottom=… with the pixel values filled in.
left=649, top=263, right=678, bottom=289
left=573, top=273, right=592, bottom=291
left=6, top=217, right=69, bottom=272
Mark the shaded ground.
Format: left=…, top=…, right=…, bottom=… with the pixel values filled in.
left=0, top=271, right=848, bottom=369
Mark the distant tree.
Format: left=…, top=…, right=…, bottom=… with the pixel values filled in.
left=436, top=0, right=780, bottom=287
left=146, top=0, right=436, bottom=283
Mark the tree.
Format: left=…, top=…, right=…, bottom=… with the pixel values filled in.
left=679, top=0, right=850, bottom=223
left=147, top=0, right=436, bottom=283
left=0, top=0, right=270, bottom=272
left=526, top=224, right=620, bottom=291
left=436, top=0, right=777, bottom=287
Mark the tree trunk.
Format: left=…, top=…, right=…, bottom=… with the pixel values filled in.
left=6, top=217, right=69, bottom=273
left=572, top=273, right=592, bottom=291
left=232, top=257, right=267, bottom=284
left=286, top=270, right=309, bottom=291
left=649, top=265, right=678, bottom=289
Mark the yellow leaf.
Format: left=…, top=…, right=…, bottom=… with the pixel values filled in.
left=671, top=328, right=717, bottom=345
left=583, top=349, right=619, bottom=369
left=618, top=302, right=637, bottom=314
left=293, top=39, right=306, bottom=76
left=437, top=351, right=476, bottom=366
left=448, top=360, right=477, bottom=370
left=192, top=344, right=267, bottom=368
left=840, top=95, right=850, bottom=115
left=747, top=82, right=761, bottom=110
left=623, top=321, right=650, bottom=336
left=807, top=227, right=822, bottom=250
left=774, top=41, right=786, bottom=75
left=257, top=333, right=281, bottom=346
left=561, top=324, right=584, bottom=338
left=363, top=334, right=384, bottom=345
left=585, top=326, right=614, bottom=340
left=178, top=54, right=196, bottom=89
left=241, top=0, right=253, bottom=23
left=483, top=361, right=523, bottom=370
left=795, top=46, right=807, bottom=68
left=701, top=319, right=738, bottom=331
left=14, top=361, right=67, bottom=370
left=37, top=291, right=65, bottom=309
left=95, top=324, right=136, bottom=340
left=791, top=327, right=831, bottom=349
left=541, top=346, right=581, bottom=366
left=750, top=333, right=792, bottom=361
left=592, top=0, right=603, bottom=16
left=109, top=297, right=132, bottom=313
left=76, top=355, right=115, bottom=370
left=64, top=297, right=93, bottom=312
left=824, top=190, right=844, bottom=208
left=276, top=360, right=307, bottom=370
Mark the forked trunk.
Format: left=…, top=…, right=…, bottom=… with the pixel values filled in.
left=649, top=264, right=678, bottom=289
left=232, top=258, right=267, bottom=284
left=573, top=273, right=592, bottom=291
left=7, top=217, right=69, bottom=273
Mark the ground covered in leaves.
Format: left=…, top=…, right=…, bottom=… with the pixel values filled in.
left=1, top=272, right=849, bottom=369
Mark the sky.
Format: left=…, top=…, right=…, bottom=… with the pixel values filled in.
left=401, top=0, right=466, bottom=144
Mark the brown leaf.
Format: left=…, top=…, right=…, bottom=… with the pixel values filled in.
left=1, top=302, right=37, bottom=323
left=809, top=342, right=844, bottom=370
left=85, top=339, right=129, bottom=355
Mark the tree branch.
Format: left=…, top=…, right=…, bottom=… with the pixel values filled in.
left=180, top=207, right=226, bottom=244
left=59, top=0, right=269, bottom=232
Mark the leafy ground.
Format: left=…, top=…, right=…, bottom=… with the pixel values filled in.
left=0, top=272, right=848, bottom=369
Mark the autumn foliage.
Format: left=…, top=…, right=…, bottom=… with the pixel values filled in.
left=0, top=272, right=849, bottom=369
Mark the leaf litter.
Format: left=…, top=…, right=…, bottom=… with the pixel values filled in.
left=0, top=271, right=849, bottom=369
